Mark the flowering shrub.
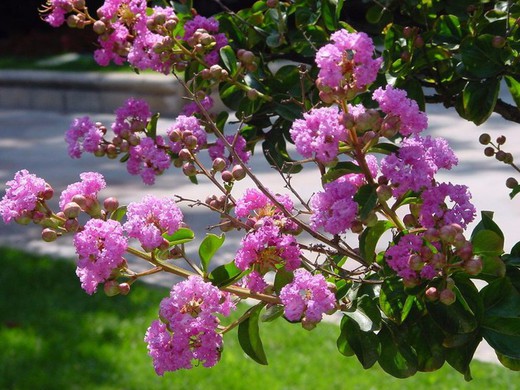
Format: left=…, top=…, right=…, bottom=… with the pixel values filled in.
left=3, top=0, right=520, bottom=380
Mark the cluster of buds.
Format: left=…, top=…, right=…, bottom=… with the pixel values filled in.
left=186, top=28, right=218, bottom=54
left=480, top=133, right=519, bottom=190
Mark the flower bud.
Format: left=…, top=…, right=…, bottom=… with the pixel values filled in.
left=63, top=202, right=81, bottom=219
left=492, top=36, right=506, bottom=49
left=479, top=133, right=491, bottom=145
left=506, top=177, right=518, bottom=189
left=408, top=254, right=423, bottom=271
left=403, top=213, right=416, bottom=228
left=247, top=89, right=260, bottom=101
left=232, top=165, right=246, bottom=181
left=464, top=257, right=483, bottom=276
left=104, top=280, right=120, bottom=297
left=212, top=158, right=227, bottom=172
left=425, top=286, right=439, bottom=301
left=439, top=288, right=456, bottom=305
left=182, top=162, right=197, bottom=177
left=178, top=148, right=192, bottom=161
left=64, top=218, right=79, bottom=232
left=221, top=170, right=233, bottom=183
left=41, top=228, right=58, bottom=242
left=93, top=20, right=106, bottom=35
left=184, top=135, right=198, bottom=150
left=484, top=146, right=495, bottom=157
left=104, top=197, right=120, bottom=212
left=118, top=283, right=131, bottom=296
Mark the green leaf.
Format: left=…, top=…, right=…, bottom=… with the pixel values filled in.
left=354, top=184, right=378, bottom=221
left=219, top=45, right=238, bottom=76
left=208, top=261, right=243, bottom=287
left=109, top=206, right=127, bottom=222
left=369, top=143, right=399, bottom=155
left=344, top=294, right=382, bottom=332
left=483, top=329, right=520, bottom=360
left=163, top=227, right=195, bottom=245
left=509, top=184, right=520, bottom=200
left=198, top=233, right=225, bottom=273
left=445, top=336, right=480, bottom=381
left=322, top=162, right=363, bottom=184
left=321, top=0, right=339, bottom=30
left=410, top=316, right=446, bottom=372
left=471, top=230, right=504, bottom=257
left=460, top=35, right=507, bottom=78
left=497, top=352, right=520, bottom=371
left=379, top=277, right=408, bottom=324
left=359, top=221, right=393, bottom=263
left=337, top=315, right=355, bottom=357
left=146, top=113, right=160, bottom=138
left=425, top=298, right=478, bottom=335
left=219, top=82, right=244, bottom=111
left=471, top=211, right=504, bottom=240
left=461, top=79, right=500, bottom=125
left=261, top=305, right=284, bottom=322
left=505, top=75, right=520, bottom=109
left=238, top=304, right=268, bottom=365
left=339, top=315, right=380, bottom=369
left=378, top=323, right=418, bottom=378
left=273, top=268, right=294, bottom=294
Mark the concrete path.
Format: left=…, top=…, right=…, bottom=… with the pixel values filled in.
left=1, top=95, right=519, bottom=364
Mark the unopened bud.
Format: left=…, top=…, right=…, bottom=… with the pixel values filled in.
left=506, top=177, right=519, bottom=189
left=41, top=228, right=58, bottom=242
left=492, top=36, right=506, bottom=49
left=484, top=146, right=495, bottom=157
left=63, top=202, right=81, bottom=219
left=425, top=286, right=439, bottom=301
left=104, top=197, right=120, bottom=212
left=464, top=257, right=483, bottom=276
left=221, top=170, right=233, bottom=183
left=182, top=163, right=197, bottom=177
left=93, top=20, right=106, bottom=34
left=479, top=133, right=491, bottom=145
left=118, top=283, right=131, bottom=296
left=232, top=165, right=246, bottom=181
left=212, top=158, right=227, bottom=172
left=439, top=288, right=456, bottom=305
left=104, top=280, right=120, bottom=296
left=247, top=88, right=260, bottom=101
left=64, top=218, right=79, bottom=232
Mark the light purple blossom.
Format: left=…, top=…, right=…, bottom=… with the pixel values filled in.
left=315, top=30, right=382, bottom=92
left=167, top=115, right=207, bottom=154
left=385, top=233, right=425, bottom=282
left=94, top=22, right=131, bottom=66
left=42, top=0, right=73, bottom=27
left=280, top=268, right=336, bottom=326
left=59, top=172, right=106, bottom=210
left=372, top=86, right=428, bottom=136
left=235, top=221, right=301, bottom=291
left=181, top=96, right=214, bottom=116
left=112, top=98, right=152, bottom=137
left=183, top=16, right=228, bottom=66
left=145, top=276, right=234, bottom=374
left=419, top=182, right=476, bottom=229
left=208, top=134, right=250, bottom=168
left=124, top=195, right=183, bottom=251
left=0, top=170, right=49, bottom=224
left=381, top=135, right=458, bottom=197
left=309, top=177, right=359, bottom=235
left=289, top=106, right=346, bottom=164
left=73, top=218, right=128, bottom=294
left=127, top=137, right=171, bottom=185
left=65, top=116, right=103, bottom=158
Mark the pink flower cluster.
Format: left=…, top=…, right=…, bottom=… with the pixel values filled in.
left=289, top=106, right=346, bottom=164
left=0, top=170, right=50, bottom=224
left=124, top=195, right=184, bottom=251
left=74, top=218, right=128, bottom=294
left=208, top=134, right=251, bottom=169
left=66, top=116, right=104, bottom=158
left=280, top=268, right=336, bottom=328
left=316, top=30, right=382, bottom=97
left=112, top=98, right=152, bottom=137
left=183, top=15, right=228, bottom=66
left=127, top=136, right=171, bottom=185
left=145, top=276, right=234, bottom=375
left=235, top=220, right=301, bottom=292
left=59, top=172, right=106, bottom=212
left=42, top=0, right=74, bottom=28
left=167, top=115, right=207, bottom=154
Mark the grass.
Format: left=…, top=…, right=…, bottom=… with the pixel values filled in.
left=0, top=53, right=133, bottom=73
left=1, top=246, right=518, bottom=390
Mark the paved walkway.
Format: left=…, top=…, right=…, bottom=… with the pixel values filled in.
left=1, top=92, right=519, bottom=364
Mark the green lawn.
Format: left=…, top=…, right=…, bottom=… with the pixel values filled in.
left=0, top=247, right=517, bottom=390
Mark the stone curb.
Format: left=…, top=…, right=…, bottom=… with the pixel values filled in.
left=0, top=70, right=186, bottom=116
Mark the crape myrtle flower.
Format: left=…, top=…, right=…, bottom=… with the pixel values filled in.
left=145, top=276, right=234, bottom=374
left=181, top=96, right=214, bottom=117
left=419, top=182, right=476, bottom=229
left=167, top=115, right=207, bottom=154
left=41, top=0, right=75, bottom=27
left=73, top=218, right=128, bottom=294
left=235, top=221, right=301, bottom=292
left=65, top=116, right=104, bottom=158
left=126, top=136, right=171, bottom=185
left=372, top=86, right=428, bottom=137
left=112, top=98, right=152, bottom=138
left=208, top=134, right=250, bottom=169
left=289, top=106, right=346, bottom=164
left=59, top=172, right=106, bottom=215
left=280, top=268, right=336, bottom=328
left=94, top=21, right=131, bottom=66
left=0, top=170, right=51, bottom=224
left=309, top=176, right=359, bottom=235
left=381, top=135, right=458, bottom=197
left=124, top=195, right=184, bottom=251
left=235, top=188, right=298, bottom=233
left=316, top=30, right=382, bottom=96
left=183, top=15, right=228, bottom=66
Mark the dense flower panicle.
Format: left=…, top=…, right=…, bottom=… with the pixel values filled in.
left=124, top=195, right=183, bottom=251
left=167, top=115, right=207, bottom=154
left=235, top=222, right=301, bottom=291
left=208, top=134, right=250, bottom=168
left=127, top=136, right=171, bottom=185
left=280, top=269, right=336, bottom=326
left=65, top=116, right=103, bottom=158
left=381, top=135, right=458, bottom=196
left=59, top=172, right=106, bottom=210
left=315, top=30, right=382, bottom=92
left=372, top=86, right=428, bottom=136
left=289, top=106, right=346, bottom=164
left=235, top=188, right=298, bottom=232
left=42, top=0, right=73, bottom=27
left=94, top=22, right=131, bottom=66
left=97, top=0, right=125, bottom=19
left=419, top=182, right=476, bottom=229
left=181, top=96, right=214, bottom=117
left=385, top=233, right=427, bottom=282
left=146, top=276, right=234, bottom=374
left=343, top=155, right=379, bottom=187
left=309, top=177, right=359, bottom=235
left=0, top=170, right=49, bottom=224
left=112, top=98, right=152, bottom=137
left=73, top=218, right=128, bottom=294
left=183, top=15, right=228, bottom=65
left=242, top=271, right=269, bottom=293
